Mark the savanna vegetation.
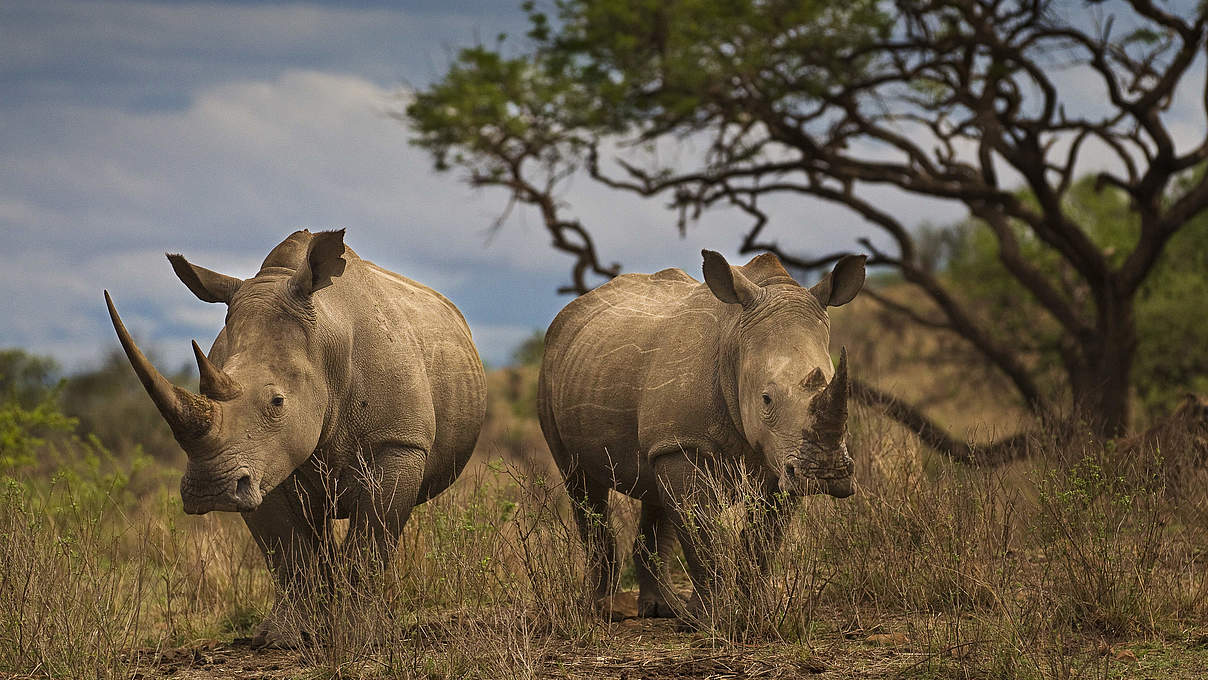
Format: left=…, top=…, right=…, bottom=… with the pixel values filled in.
left=3, top=292, right=1208, bottom=679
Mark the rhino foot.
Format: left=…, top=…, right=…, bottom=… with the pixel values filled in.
left=251, top=612, right=311, bottom=649
left=637, top=596, right=677, bottom=619
left=672, top=594, right=709, bottom=632
left=591, top=598, right=629, bottom=622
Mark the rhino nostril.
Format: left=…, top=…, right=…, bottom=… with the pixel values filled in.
left=235, top=474, right=252, bottom=498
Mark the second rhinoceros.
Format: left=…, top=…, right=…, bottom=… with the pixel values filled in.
left=105, top=229, right=486, bottom=646
left=538, top=249, right=864, bottom=625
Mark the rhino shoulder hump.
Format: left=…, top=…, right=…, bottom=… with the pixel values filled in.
left=649, top=267, right=696, bottom=283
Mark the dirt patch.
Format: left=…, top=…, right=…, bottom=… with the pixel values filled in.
left=126, top=639, right=298, bottom=680
left=111, top=604, right=1208, bottom=679
left=119, top=613, right=881, bottom=680
left=124, top=632, right=839, bottom=680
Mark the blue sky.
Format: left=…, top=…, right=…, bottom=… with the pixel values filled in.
left=3, top=0, right=1201, bottom=372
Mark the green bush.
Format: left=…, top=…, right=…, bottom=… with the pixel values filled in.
left=0, top=392, right=76, bottom=472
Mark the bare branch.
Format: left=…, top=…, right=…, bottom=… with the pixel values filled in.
left=860, top=288, right=952, bottom=331
left=852, top=379, right=1033, bottom=466
left=469, top=157, right=619, bottom=296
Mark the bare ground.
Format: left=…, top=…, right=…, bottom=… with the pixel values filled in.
left=111, top=592, right=1208, bottom=680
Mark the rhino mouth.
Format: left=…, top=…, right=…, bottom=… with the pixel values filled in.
left=811, top=476, right=855, bottom=499
left=780, top=459, right=855, bottom=498
left=785, top=462, right=852, bottom=479
left=780, top=474, right=855, bottom=499
left=180, top=467, right=264, bottom=514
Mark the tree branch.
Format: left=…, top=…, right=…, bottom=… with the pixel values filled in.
left=851, top=379, right=1033, bottom=466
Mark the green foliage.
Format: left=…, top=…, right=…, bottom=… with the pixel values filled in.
left=1134, top=216, right=1208, bottom=414
left=0, top=349, right=61, bottom=407
left=0, top=393, right=76, bottom=472
left=408, top=0, right=888, bottom=176
left=406, top=43, right=603, bottom=180
left=532, top=0, right=889, bottom=125
left=511, top=330, right=545, bottom=367
left=0, top=347, right=189, bottom=467
left=0, top=374, right=151, bottom=515
left=0, top=350, right=74, bottom=471
left=61, top=350, right=184, bottom=461
left=0, top=348, right=179, bottom=499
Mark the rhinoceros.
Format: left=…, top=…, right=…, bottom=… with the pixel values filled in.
left=537, top=249, right=864, bottom=625
left=105, top=229, right=486, bottom=646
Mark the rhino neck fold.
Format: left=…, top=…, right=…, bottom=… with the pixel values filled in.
left=316, top=311, right=353, bottom=452
left=716, top=312, right=747, bottom=442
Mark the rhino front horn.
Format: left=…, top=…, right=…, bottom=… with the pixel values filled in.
left=105, top=291, right=215, bottom=442
left=812, top=346, right=849, bottom=437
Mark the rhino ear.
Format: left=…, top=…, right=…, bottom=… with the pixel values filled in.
left=290, top=229, right=347, bottom=297
left=167, top=254, right=243, bottom=304
left=702, top=249, right=761, bottom=307
left=809, top=254, right=866, bottom=307
left=800, top=367, right=827, bottom=392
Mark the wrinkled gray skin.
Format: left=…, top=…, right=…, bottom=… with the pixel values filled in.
left=105, top=230, right=486, bottom=646
left=538, top=250, right=865, bottom=626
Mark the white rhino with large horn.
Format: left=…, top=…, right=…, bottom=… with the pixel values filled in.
left=105, top=229, right=486, bottom=646
left=538, top=249, right=864, bottom=626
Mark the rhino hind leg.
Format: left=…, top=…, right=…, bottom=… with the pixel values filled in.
left=633, top=501, right=679, bottom=618
left=564, top=466, right=621, bottom=617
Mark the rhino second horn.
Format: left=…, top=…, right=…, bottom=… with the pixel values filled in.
left=104, top=291, right=215, bottom=442
left=192, top=340, right=242, bottom=401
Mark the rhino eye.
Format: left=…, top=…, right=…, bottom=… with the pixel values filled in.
left=761, top=393, right=772, bottom=406
left=270, top=395, right=285, bottom=408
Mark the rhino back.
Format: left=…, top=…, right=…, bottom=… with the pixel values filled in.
left=321, top=255, right=486, bottom=502
left=540, top=268, right=724, bottom=498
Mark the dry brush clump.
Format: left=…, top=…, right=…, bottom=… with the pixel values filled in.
left=0, top=442, right=274, bottom=679
left=644, top=409, right=1208, bottom=676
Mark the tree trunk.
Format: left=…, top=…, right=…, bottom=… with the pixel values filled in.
left=1070, top=294, right=1137, bottom=438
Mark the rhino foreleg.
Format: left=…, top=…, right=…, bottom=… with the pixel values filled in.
left=736, top=492, right=795, bottom=601
left=344, top=444, right=426, bottom=569
left=242, top=472, right=334, bottom=648
left=651, top=451, right=724, bottom=630
left=633, top=501, right=678, bottom=618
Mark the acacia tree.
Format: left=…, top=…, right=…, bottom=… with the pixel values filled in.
left=407, top=0, right=1208, bottom=458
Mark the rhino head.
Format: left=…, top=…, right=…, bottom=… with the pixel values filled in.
left=702, top=250, right=865, bottom=499
left=105, top=230, right=347, bottom=514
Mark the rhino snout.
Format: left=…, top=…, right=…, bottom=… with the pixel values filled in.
left=781, top=454, right=855, bottom=498
left=180, top=467, right=263, bottom=514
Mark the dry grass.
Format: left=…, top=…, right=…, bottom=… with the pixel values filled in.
left=2, top=371, right=1208, bottom=678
